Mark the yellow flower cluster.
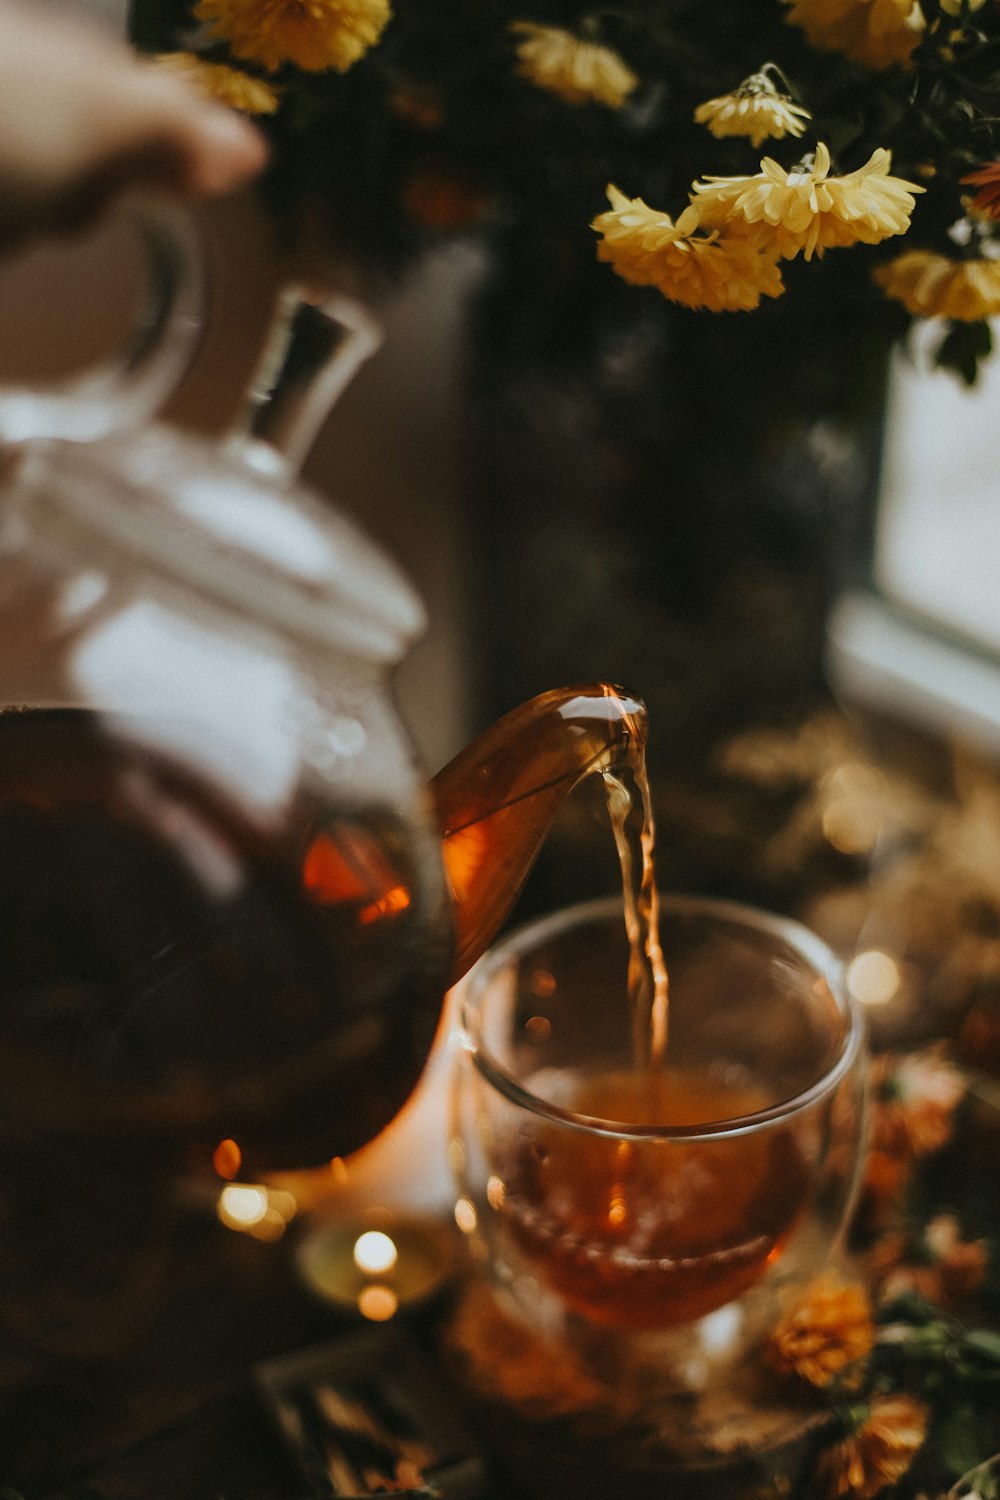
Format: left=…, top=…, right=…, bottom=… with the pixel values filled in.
left=694, top=73, right=812, bottom=150
left=153, top=52, right=280, bottom=113
left=195, top=0, right=391, bottom=74
left=875, top=249, right=1000, bottom=318
left=511, top=23, right=638, bottom=109
left=693, top=142, right=923, bottom=261
left=592, top=187, right=785, bottom=310
left=593, top=143, right=922, bottom=311
left=784, top=0, right=926, bottom=72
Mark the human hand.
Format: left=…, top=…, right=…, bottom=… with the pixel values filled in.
left=0, top=0, right=267, bottom=254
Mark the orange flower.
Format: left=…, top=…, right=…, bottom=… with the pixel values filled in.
left=858, top=1145, right=911, bottom=1228
left=963, top=162, right=1000, bottom=220
left=768, top=1274, right=875, bottom=1387
left=402, top=168, right=491, bottom=230
left=818, top=1395, right=929, bottom=1499
left=869, top=1050, right=965, bottom=1159
left=872, top=1214, right=988, bottom=1309
left=389, top=85, right=445, bottom=130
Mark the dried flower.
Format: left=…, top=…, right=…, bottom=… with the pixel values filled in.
left=691, top=142, right=923, bottom=261
left=870, top=1051, right=966, bottom=1159
left=402, top=168, right=492, bottom=230
left=783, top=0, right=926, bottom=72
left=859, top=1145, right=912, bottom=1227
left=593, top=185, right=785, bottom=310
left=694, top=72, right=812, bottom=149
left=152, top=52, right=280, bottom=113
left=819, top=1395, right=929, bottom=1498
left=768, top=1274, right=876, bottom=1387
left=389, top=84, right=445, bottom=130
left=872, top=1214, right=988, bottom=1309
left=510, top=23, right=638, bottom=109
left=194, top=0, right=391, bottom=74
left=963, top=162, right=1000, bottom=220
left=875, top=248, right=1000, bottom=318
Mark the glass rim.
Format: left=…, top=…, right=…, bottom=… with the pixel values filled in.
left=458, top=893, right=863, bottom=1143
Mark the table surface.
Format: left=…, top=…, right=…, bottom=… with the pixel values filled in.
left=1, top=1211, right=413, bottom=1500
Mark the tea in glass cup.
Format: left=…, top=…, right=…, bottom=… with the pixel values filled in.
left=451, top=895, right=866, bottom=1343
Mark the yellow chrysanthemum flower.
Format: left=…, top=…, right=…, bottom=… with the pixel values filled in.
left=153, top=52, right=280, bottom=114
left=194, top=0, right=391, bottom=75
left=511, top=23, right=638, bottom=109
left=874, top=250, right=1000, bottom=318
left=784, top=0, right=925, bottom=71
left=691, top=141, right=924, bottom=261
left=694, top=73, right=812, bottom=150
left=592, top=185, right=785, bottom=312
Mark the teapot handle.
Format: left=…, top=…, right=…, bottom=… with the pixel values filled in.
left=0, top=198, right=202, bottom=447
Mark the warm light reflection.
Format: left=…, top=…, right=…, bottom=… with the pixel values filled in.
left=358, top=1284, right=399, bottom=1321
left=821, top=763, right=887, bottom=854
left=212, top=1138, right=242, bottom=1180
left=216, top=1182, right=297, bottom=1239
left=454, top=1197, right=477, bottom=1234
left=268, top=1189, right=298, bottom=1223
left=524, top=1014, right=552, bottom=1040
left=353, top=1229, right=399, bottom=1275
left=846, top=949, right=902, bottom=1007
left=359, top=884, right=411, bottom=925
left=486, top=1174, right=505, bottom=1210
left=218, top=1184, right=269, bottom=1228
left=529, top=968, right=557, bottom=999
left=439, top=822, right=490, bottom=903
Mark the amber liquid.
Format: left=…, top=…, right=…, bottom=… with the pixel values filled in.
left=0, top=708, right=446, bottom=1175
left=499, top=1066, right=807, bottom=1328
left=445, top=694, right=806, bottom=1328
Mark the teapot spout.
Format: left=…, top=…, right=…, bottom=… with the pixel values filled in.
left=430, top=684, right=647, bottom=985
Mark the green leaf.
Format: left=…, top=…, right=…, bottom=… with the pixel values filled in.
left=964, top=1329, right=1000, bottom=1364
left=937, top=1406, right=998, bottom=1479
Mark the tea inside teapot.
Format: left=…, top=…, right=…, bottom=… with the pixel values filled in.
left=0, top=263, right=653, bottom=1180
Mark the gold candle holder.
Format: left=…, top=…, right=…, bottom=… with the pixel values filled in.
left=296, top=1209, right=458, bottom=1322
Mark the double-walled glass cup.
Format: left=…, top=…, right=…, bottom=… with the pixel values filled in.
left=450, top=895, right=866, bottom=1373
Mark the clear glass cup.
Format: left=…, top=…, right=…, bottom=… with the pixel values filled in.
left=450, top=894, right=866, bottom=1378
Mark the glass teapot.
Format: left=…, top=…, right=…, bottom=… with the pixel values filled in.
left=0, top=205, right=649, bottom=1178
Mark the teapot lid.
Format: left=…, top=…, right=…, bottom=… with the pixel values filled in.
left=24, top=423, right=426, bottom=665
